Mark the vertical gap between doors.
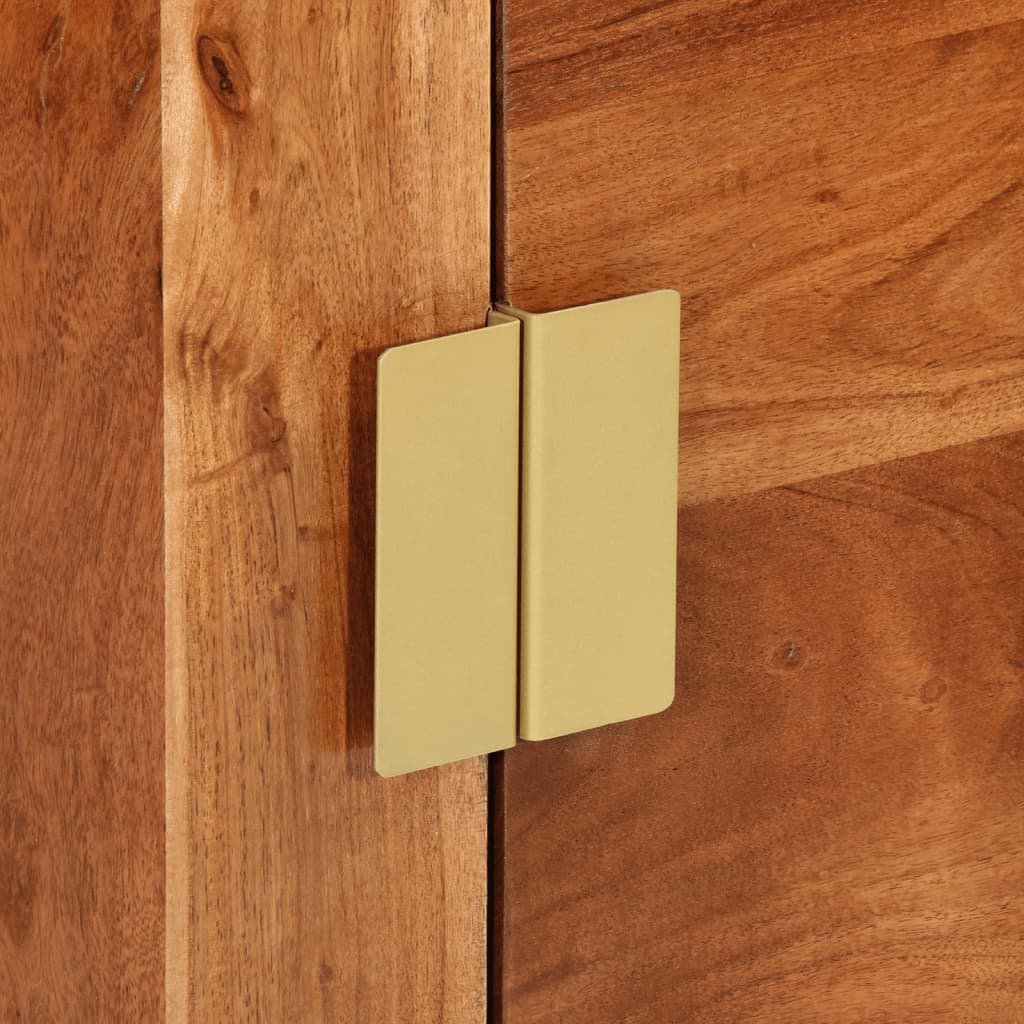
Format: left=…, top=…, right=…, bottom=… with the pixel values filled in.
left=489, top=0, right=510, bottom=1020
left=491, top=0, right=509, bottom=307
left=487, top=749, right=507, bottom=1024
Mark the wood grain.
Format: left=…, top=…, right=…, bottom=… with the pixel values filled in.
left=499, top=0, right=1024, bottom=503
left=498, top=12, right=1024, bottom=1012
left=498, top=433, right=1024, bottom=1023
left=0, top=1, right=164, bottom=1019
left=163, top=0, right=490, bottom=1019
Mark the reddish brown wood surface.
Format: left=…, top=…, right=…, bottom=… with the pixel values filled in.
left=499, top=0, right=1024, bottom=504
left=497, top=2, right=1024, bottom=1020
left=0, top=2, right=164, bottom=1019
left=498, top=435, right=1024, bottom=1023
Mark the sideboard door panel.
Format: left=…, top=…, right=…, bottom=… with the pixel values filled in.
left=495, top=3, right=1024, bottom=1021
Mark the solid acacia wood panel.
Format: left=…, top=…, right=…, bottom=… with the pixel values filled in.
left=499, top=434, right=1024, bottom=1023
left=163, top=1, right=489, bottom=1019
left=0, top=2, right=163, bottom=1019
left=499, top=1, right=1024, bottom=503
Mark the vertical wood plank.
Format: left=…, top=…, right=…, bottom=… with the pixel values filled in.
left=0, top=1, right=164, bottom=1018
left=162, top=1, right=490, bottom=1019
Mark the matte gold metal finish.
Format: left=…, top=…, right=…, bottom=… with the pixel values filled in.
left=374, top=321, right=521, bottom=777
left=377, top=291, right=680, bottom=773
left=494, top=291, right=681, bottom=742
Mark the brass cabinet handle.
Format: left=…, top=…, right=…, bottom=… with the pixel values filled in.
left=375, top=291, right=680, bottom=777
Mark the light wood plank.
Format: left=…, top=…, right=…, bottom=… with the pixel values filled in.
left=162, top=1, right=490, bottom=1017
left=499, top=1, right=1024, bottom=503
left=0, top=2, right=164, bottom=1018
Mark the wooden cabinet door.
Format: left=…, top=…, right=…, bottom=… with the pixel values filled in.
left=3, top=2, right=491, bottom=1019
left=494, top=3, right=1024, bottom=1021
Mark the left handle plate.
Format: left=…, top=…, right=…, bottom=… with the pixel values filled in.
left=374, top=320, right=521, bottom=777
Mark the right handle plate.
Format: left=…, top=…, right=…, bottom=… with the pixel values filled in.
left=492, top=289, right=681, bottom=742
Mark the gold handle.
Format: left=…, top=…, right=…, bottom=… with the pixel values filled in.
left=375, top=291, right=680, bottom=776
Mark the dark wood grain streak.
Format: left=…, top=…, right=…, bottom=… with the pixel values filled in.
left=163, top=1, right=490, bottom=1019
left=499, top=433, right=1024, bottom=1023
left=499, top=0, right=1024, bottom=503
left=0, top=1, right=164, bottom=1019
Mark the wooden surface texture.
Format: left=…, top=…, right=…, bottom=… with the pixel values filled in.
left=498, top=435, right=1024, bottom=1023
left=163, top=0, right=491, bottom=1019
left=497, top=1, right=1024, bottom=1020
left=0, top=2, right=164, bottom=1019
left=499, top=0, right=1024, bottom=504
